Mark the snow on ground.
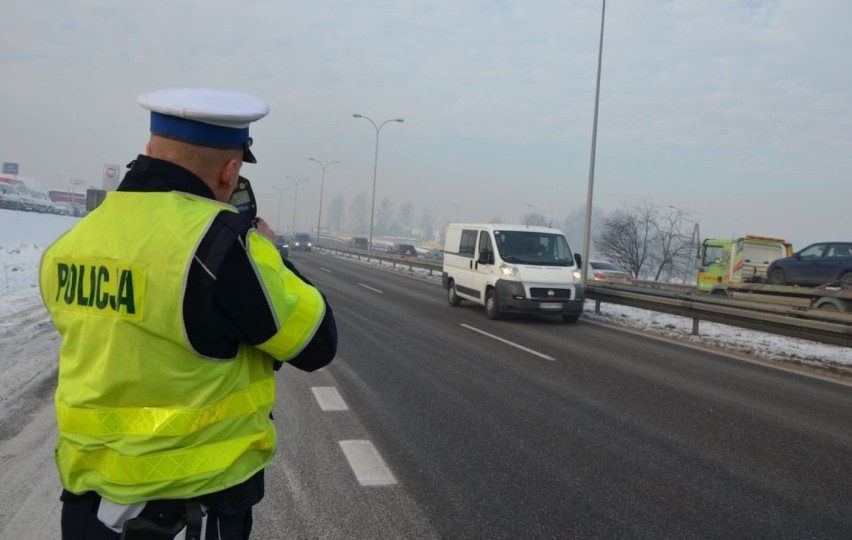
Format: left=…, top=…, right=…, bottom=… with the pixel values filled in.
left=1, top=209, right=850, bottom=378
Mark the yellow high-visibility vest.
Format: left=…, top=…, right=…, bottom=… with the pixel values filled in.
left=39, top=191, right=325, bottom=503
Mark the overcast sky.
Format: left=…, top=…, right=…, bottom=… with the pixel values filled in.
left=1, top=0, right=849, bottom=248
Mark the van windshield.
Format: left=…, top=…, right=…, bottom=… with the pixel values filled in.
left=493, top=230, right=574, bottom=266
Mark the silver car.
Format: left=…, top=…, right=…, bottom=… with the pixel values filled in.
left=589, top=261, right=632, bottom=283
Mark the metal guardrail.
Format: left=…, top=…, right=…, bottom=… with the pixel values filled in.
left=316, top=243, right=851, bottom=348
left=317, top=244, right=444, bottom=276
left=586, top=283, right=852, bottom=348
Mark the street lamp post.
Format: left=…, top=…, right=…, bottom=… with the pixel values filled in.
left=285, top=177, right=309, bottom=235
left=308, top=157, right=340, bottom=247
left=270, top=186, right=289, bottom=234
left=582, top=0, right=606, bottom=282
left=353, top=113, right=404, bottom=251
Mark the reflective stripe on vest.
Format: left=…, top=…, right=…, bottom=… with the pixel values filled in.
left=247, top=229, right=326, bottom=359
left=57, top=379, right=274, bottom=436
left=57, top=431, right=275, bottom=484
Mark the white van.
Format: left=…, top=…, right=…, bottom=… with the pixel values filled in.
left=441, top=223, right=584, bottom=322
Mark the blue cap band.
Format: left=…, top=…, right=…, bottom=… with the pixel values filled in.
left=150, top=112, right=249, bottom=149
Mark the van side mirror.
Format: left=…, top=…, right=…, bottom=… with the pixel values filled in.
left=574, top=253, right=582, bottom=267
left=478, top=250, right=494, bottom=265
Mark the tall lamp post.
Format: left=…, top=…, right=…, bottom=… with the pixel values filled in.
left=285, top=176, right=309, bottom=235
left=582, top=0, right=606, bottom=283
left=353, top=113, right=404, bottom=251
left=308, top=157, right=340, bottom=247
left=270, top=186, right=289, bottom=234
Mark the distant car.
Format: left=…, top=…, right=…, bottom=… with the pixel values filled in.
left=350, top=236, right=369, bottom=250
left=292, top=232, right=313, bottom=252
left=30, top=190, right=57, bottom=213
left=13, top=185, right=35, bottom=211
left=274, top=235, right=289, bottom=258
left=425, top=249, right=444, bottom=261
left=0, top=184, right=23, bottom=210
left=387, top=243, right=418, bottom=258
left=588, top=260, right=632, bottom=283
left=766, top=242, right=852, bottom=288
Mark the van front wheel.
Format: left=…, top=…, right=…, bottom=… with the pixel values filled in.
left=447, top=280, right=461, bottom=307
left=485, top=289, right=502, bottom=320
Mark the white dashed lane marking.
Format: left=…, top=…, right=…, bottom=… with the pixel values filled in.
left=339, top=440, right=397, bottom=487
left=311, top=386, right=349, bottom=411
left=460, top=323, right=556, bottom=361
left=358, top=283, right=383, bottom=294
left=319, top=267, right=333, bottom=273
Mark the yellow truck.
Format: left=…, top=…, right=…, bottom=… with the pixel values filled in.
left=696, top=235, right=792, bottom=293
left=697, top=235, right=852, bottom=311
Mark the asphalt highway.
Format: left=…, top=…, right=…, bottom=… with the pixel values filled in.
left=252, top=251, right=852, bottom=539
left=1, top=249, right=849, bottom=539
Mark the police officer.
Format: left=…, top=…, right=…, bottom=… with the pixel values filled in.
left=39, top=88, right=337, bottom=539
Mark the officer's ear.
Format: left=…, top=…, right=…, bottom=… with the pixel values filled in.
left=216, top=157, right=242, bottom=202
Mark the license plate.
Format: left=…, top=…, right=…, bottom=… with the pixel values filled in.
left=539, top=302, right=562, bottom=310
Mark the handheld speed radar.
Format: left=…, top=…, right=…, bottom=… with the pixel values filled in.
left=228, top=176, right=258, bottom=225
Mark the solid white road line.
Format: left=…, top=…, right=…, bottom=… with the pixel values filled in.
left=319, top=267, right=333, bottom=273
left=460, top=324, right=556, bottom=361
left=311, top=386, right=349, bottom=411
left=358, top=283, right=384, bottom=294
left=339, top=440, right=397, bottom=487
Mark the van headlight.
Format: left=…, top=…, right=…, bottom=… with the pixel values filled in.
left=500, top=264, right=518, bottom=278
left=573, top=270, right=582, bottom=280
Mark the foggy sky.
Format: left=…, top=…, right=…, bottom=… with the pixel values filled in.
left=1, top=0, right=850, bottom=248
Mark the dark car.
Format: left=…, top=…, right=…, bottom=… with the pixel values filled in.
left=350, top=236, right=368, bottom=250
left=274, top=235, right=289, bottom=258
left=589, top=260, right=632, bottom=283
left=387, top=243, right=418, bottom=258
left=292, top=232, right=313, bottom=252
left=766, top=242, right=852, bottom=288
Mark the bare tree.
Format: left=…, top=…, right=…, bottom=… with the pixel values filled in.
left=327, top=194, right=345, bottom=232
left=397, top=201, right=415, bottom=235
left=348, top=193, right=369, bottom=234
left=594, top=200, right=696, bottom=281
left=376, top=198, right=393, bottom=236
left=419, top=206, right=434, bottom=240
left=594, top=207, right=652, bottom=278
left=649, top=206, right=696, bottom=282
left=521, top=212, right=548, bottom=227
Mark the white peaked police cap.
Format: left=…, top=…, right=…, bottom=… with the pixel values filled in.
left=138, top=88, right=270, bottom=163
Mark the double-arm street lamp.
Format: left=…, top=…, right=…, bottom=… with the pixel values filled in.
left=285, top=176, right=310, bottom=235
left=353, top=113, right=404, bottom=251
left=308, top=157, right=340, bottom=247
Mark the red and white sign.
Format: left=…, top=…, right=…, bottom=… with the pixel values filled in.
left=102, top=164, right=121, bottom=191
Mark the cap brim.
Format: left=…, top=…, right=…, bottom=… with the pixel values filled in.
left=243, top=147, right=257, bottom=164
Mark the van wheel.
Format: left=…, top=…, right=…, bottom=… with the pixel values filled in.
left=485, top=289, right=502, bottom=320
left=447, top=280, right=461, bottom=307
left=561, top=314, right=579, bottom=323
left=768, top=269, right=787, bottom=285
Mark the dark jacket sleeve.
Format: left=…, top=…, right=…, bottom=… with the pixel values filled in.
left=185, top=214, right=337, bottom=369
